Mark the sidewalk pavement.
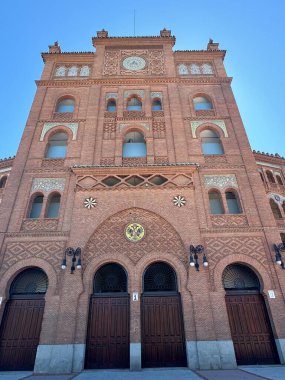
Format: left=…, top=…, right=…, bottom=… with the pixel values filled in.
left=0, top=366, right=285, bottom=380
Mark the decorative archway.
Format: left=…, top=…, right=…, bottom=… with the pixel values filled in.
left=223, top=263, right=279, bottom=365
left=85, top=263, right=130, bottom=369
left=141, top=261, right=187, bottom=368
left=0, top=267, right=48, bottom=371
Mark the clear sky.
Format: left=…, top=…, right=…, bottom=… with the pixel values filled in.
left=0, top=0, right=284, bottom=159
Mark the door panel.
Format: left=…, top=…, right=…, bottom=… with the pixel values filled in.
left=0, top=298, right=45, bottom=371
left=85, top=295, right=130, bottom=369
left=226, top=293, right=279, bottom=365
left=141, top=294, right=187, bottom=368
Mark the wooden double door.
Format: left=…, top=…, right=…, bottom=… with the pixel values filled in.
left=85, top=294, right=130, bottom=369
left=226, top=293, right=279, bottom=365
left=0, top=297, right=45, bottom=371
left=141, top=293, right=187, bottom=368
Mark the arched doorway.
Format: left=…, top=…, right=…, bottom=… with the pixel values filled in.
left=85, top=263, right=130, bottom=369
left=223, top=264, right=279, bottom=365
left=0, top=268, right=48, bottom=370
left=141, top=262, right=187, bottom=368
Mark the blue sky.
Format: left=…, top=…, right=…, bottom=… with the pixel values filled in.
left=0, top=0, right=284, bottom=159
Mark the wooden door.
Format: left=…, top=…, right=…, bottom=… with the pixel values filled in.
left=226, top=293, right=279, bottom=365
left=85, top=295, right=130, bottom=369
left=0, top=297, right=45, bottom=371
left=141, top=294, right=187, bottom=368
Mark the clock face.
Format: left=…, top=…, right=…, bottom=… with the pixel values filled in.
left=125, top=223, right=145, bottom=242
left=123, top=56, right=146, bottom=71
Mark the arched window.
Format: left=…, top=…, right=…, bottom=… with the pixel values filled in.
left=29, top=195, right=44, bottom=219
left=226, top=191, right=242, bottom=214
left=56, top=98, right=75, bottom=113
left=107, top=99, right=116, bottom=112
left=266, top=170, right=275, bottom=183
left=209, top=190, right=224, bottom=214
left=222, top=264, right=260, bottom=291
left=45, top=132, right=68, bottom=159
left=0, top=175, right=7, bottom=188
left=10, top=268, right=48, bottom=296
left=123, top=131, right=146, bottom=158
left=93, top=263, right=127, bottom=293
left=151, top=99, right=162, bottom=111
left=200, top=129, right=224, bottom=155
left=143, top=262, right=177, bottom=292
left=127, top=96, right=142, bottom=111
left=259, top=172, right=265, bottom=182
left=193, top=96, right=213, bottom=110
left=276, top=175, right=283, bottom=185
left=270, top=199, right=282, bottom=219
left=45, top=193, right=61, bottom=218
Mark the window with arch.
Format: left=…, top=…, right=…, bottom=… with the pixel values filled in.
left=55, top=98, right=75, bottom=113
left=45, top=132, right=68, bottom=159
left=0, top=175, right=7, bottom=188
left=107, top=99, right=116, bottom=112
left=266, top=170, right=275, bottom=183
left=270, top=199, right=282, bottom=219
left=93, top=263, right=127, bottom=293
left=226, top=191, right=242, bottom=214
left=259, top=171, right=265, bottom=182
left=45, top=193, right=61, bottom=218
left=28, top=194, right=44, bottom=219
left=276, top=175, right=283, bottom=186
left=200, top=129, right=224, bottom=155
left=123, top=131, right=146, bottom=158
left=209, top=190, right=224, bottom=214
left=151, top=99, right=162, bottom=111
left=127, top=96, right=142, bottom=111
left=193, top=96, right=213, bottom=110
left=143, top=262, right=177, bottom=292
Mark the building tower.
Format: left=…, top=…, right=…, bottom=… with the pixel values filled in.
left=0, top=29, right=285, bottom=373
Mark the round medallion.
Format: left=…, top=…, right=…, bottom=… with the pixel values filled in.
left=125, top=223, right=145, bottom=242
left=123, top=56, right=146, bottom=71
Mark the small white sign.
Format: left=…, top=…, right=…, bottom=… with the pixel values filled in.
left=0, top=297, right=2, bottom=305
left=132, top=292, right=139, bottom=301
left=268, top=290, right=276, bottom=299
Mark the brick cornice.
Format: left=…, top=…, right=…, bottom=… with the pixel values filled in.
left=35, top=76, right=232, bottom=87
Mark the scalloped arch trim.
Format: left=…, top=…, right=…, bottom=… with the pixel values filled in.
left=40, top=122, right=78, bottom=141
left=191, top=119, right=228, bottom=138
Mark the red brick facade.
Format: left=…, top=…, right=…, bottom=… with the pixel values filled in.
left=0, top=30, right=285, bottom=373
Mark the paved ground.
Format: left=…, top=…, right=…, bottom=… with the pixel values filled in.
left=0, top=366, right=285, bottom=380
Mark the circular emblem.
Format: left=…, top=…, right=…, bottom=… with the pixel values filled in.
left=125, top=223, right=145, bottom=242
left=122, top=56, right=146, bottom=71
left=274, top=194, right=281, bottom=202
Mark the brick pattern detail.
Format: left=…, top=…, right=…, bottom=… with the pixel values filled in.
left=84, top=208, right=187, bottom=265
left=154, top=156, right=169, bottom=164
left=149, top=50, right=165, bottom=75
left=195, top=109, right=216, bottom=117
left=103, top=50, right=119, bottom=75
left=122, top=157, right=147, bottom=165
left=205, top=237, right=267, bottom=267
left=104, top=111, right=116, bottom=118
left=204, top=155, right=227, bottom=164
left=52, top=112, right=74, bottom=121
left=153, top=121, right=166, bottom=138
left=41, top=159, right=65, bottom=169
left=21, top=219, right=58, bottom=231
left=0, top=241, right=65, bottom=275
left=123, top=111, right=146, bottom=119
left=100, top=157, right=115, bottom=165
left=210, top=215, right=248, bottom=227
left=103, top=121, right=116, bottom=140
left=152, top=111, right=164, bottom=117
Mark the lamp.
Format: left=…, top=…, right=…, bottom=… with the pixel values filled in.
left=61, top=247, right=82, bottom=274
left=273, top=243, right=285, bottom=269
left=189, top=245, right=208, bottom=271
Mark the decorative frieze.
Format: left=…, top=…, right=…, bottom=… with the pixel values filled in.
left=40, top=122, right=78, bottom=141
left=124, top=90, right=145, bottom=99
left=54, top=65, right=90, bottom=78
left=106, top=92, right=118, bottom=100
left=191, top=120, right=228, bottom=138
left=31, top=178, right=65, bottom=193
left=151, top=92, right=163, bottom=99
left=118, top=123, right=150, bottom=132
left=204, top=174, right=238, bottom=189
left=178, top=63, right=213, bottom=75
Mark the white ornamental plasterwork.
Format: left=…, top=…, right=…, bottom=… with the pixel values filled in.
left=119, top=123, right=150, bottom=131
left=124, top=90, right=145, bottom=99
left=80, top=66, right=90, bottom=76
left=268, top=193, right=285, bottom=204
left=55, top=66, right=66, bottom=76
left=173, top=195, right=186, bottom=207
left=31, top=178, right=65, bottom=193
left=40, top=122, right=78, bottom=141
left=68, top=66, right=78, bottom=76
left=204, top=175, right=238, bottom=190
left=178, top=64, right=189, bottom=75
left=106, top=92, right=118, bottom=100
left=151, top=92, right=163, bottom=99
left=191, top=120, right=228, bottom=138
